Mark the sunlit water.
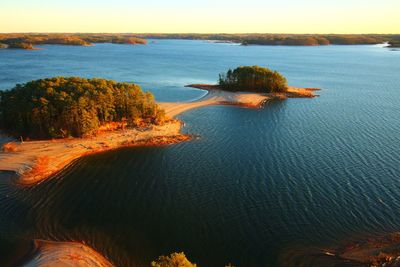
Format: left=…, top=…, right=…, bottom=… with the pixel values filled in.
left=0, top=41, right=400, bottom=266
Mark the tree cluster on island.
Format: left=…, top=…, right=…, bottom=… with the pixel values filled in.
left=218, top=66, right=288, bottom=93
left=151, top=252, right=234, bottom=267
left=0, top=33, right=148, bottom=50
left=0, top=77, right=165, bottom=139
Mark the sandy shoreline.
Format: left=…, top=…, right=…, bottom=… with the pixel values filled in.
left=159, top=84, right=319, bottom=118
left=22, top=240, right=114, bottom=267
left=0, top=120, right=190, bottom=185
left=0, top=84, right=319, bottom=185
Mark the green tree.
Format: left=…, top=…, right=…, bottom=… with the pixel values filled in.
left=0, top=77, right=165, bottom=139
left=219, top=66, right=288, bottom=93
left=151, top=252, right=196, bottom=267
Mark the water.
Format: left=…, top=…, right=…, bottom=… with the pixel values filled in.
left=0, top=41, right=400, bottom=266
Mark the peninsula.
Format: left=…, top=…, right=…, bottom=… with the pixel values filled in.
left=0, top=67, right=319, bottom=185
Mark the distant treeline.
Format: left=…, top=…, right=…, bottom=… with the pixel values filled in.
left=135, top=33, right=400, bottom=46
left=1, top=33, right=399, bottom=50
left=0, top=77, right=165, bottom=139
left=0, top=34, right=148, bottom=49
left=389, top=40, right=400, bottom=47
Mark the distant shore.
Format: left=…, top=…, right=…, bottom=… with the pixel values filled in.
left=0, top=85, right=319, bottom=185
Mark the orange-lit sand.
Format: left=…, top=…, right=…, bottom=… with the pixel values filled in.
left=24, top=240, right=114, bottom=267
left=159, top=84, right=319, bottom=118
left=0, top=120, right=190, bottom=185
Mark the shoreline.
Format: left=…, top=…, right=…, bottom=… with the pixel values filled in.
left=159, top=84, right=319, bottom=118
left=20, top=240, right=114, bottom=267
left=0, top=85, right=319, bottom=185
left=0, top=120, right=191, bottom=185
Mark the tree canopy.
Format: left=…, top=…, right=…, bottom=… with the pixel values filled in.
left=0, top=34, right=148, bottom=49
left=0, top=77, right=165, bottom=139
left=151, top=252, right=196, bottom=267
left=218, top=66, right=288, bottom=93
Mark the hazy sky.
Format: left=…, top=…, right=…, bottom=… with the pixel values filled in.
left=1, top=0, right=399, bottom=33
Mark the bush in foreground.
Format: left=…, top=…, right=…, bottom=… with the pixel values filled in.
left=151, top=252, right=196, bottom=267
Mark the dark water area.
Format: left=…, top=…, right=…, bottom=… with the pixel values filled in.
left=0, top=41, right=400, bottom=266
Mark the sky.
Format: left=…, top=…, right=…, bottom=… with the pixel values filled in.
left=0, top=0, right=399, bottom=34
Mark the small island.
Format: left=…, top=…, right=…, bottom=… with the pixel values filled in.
left=160, top=66, right=319, bottom=118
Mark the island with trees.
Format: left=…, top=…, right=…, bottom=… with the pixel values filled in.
left=160, top=66, right=319, bottom=118
left=0, top=33, right=148, bottom=49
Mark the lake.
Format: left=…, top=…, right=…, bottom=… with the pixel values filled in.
left=1, top=40, right=400, bottom=266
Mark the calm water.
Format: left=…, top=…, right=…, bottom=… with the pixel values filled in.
left=0, top=41, right=400, bottom=267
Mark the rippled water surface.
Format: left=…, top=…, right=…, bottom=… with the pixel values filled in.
left=1, top=41, right=400, bottom=266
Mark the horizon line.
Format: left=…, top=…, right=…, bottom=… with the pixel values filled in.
left=1, top=32, right=400, bottom=35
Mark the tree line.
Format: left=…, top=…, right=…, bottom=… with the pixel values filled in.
left=0, top=77, right=165, bottom=139
left=0, top=34, right=148, bottom=50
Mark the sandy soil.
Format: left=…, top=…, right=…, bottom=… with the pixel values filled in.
left=160, top=84, right=319, bottom=118
left=0, top=120, right=190, bottom=185
left=22, top=240, right=114, bottom=267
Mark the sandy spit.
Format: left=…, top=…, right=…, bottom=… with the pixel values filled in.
left=159, top=84, right=319, bottom=118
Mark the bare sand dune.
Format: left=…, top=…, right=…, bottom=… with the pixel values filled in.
left=22, top=240, right=114, bottom=267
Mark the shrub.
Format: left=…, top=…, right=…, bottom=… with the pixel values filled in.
left=151, top=252, right=196, bottom=267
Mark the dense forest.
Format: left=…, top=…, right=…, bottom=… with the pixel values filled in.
left=0, top=34, right=148, bottom=49
left=218, top=66, right=288, bottom=93
left=0, top=77, right=165, bottom=139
